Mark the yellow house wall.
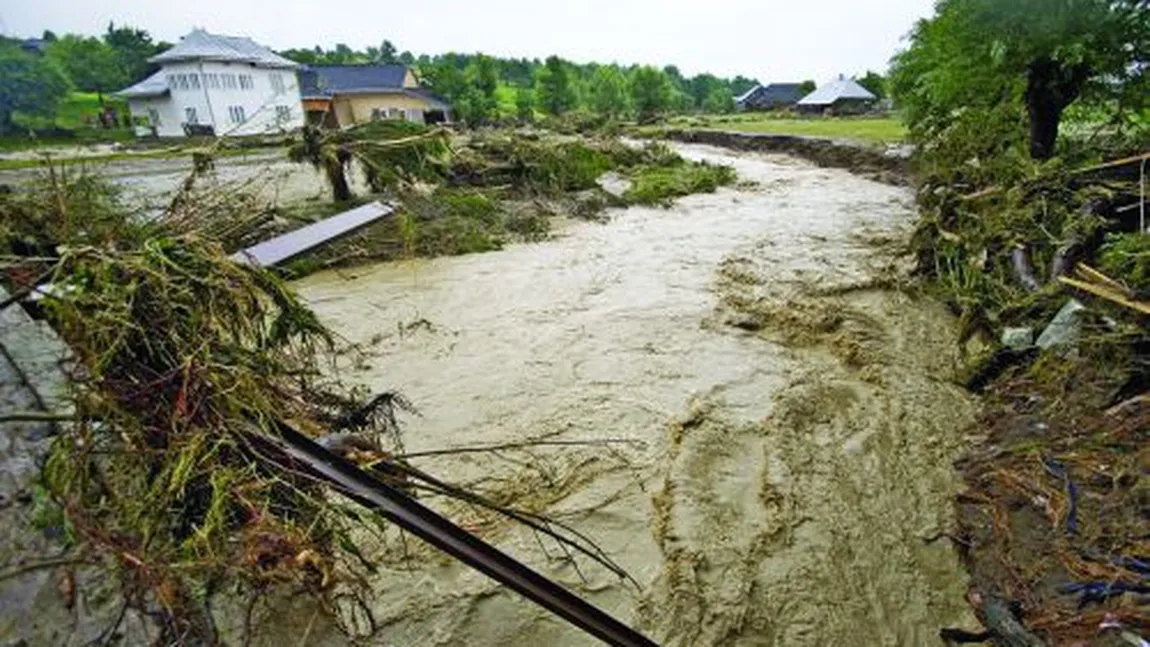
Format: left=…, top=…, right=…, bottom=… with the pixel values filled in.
left=333, top=93, right=443, bottom=125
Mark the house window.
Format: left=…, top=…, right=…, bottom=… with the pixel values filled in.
left=221, top=74, right=237, bottom=90
left=270, top=73, right=285, bottom=95
left=388, top=108, right=403, bottom=120
left=228, top=105, right=246, bottom=124
left=189, top=73, right=201, bottom=90
left=185, top=107, right=199, bottom=124
left=238, top=74, right=254, bottom=90
left=148, top=108, right=161, bottom=126
left=275, top=105, right=291, bottom=123
left=371, top=108, right=384, bottom=121
left=204, top=73, right=219, bottom=89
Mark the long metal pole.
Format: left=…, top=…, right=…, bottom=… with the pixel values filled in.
left=261, top=424, right=661, bottom=647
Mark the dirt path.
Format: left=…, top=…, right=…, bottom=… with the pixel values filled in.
left=292, top=143, right=980, bottom=646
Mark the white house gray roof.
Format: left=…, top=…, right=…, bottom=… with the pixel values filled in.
left=797, top=77, right=876, bottom=106
left=149, top=29, right=298, bottom=68
left=115, top=71, right=169, bottom=98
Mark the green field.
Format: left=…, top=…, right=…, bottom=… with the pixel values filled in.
left=3, top=92, right=134, bottom=152
left=663, top=114, right=908, bottom=145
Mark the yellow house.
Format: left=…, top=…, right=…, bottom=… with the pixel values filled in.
left=298, top=65, right=452, bottom=127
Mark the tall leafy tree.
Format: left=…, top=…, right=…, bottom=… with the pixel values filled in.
left=0, top=43, right=70, bottom=133
left=856, top=70, right=887, bottom=100
left=515, top=87, right=536, bottom=122
left=46, top=35, right=125, bottom=98
left=703, top=86, right=735, bottom=114
left=890, top=0, right=1148, bottom=159
left=377, top=40, right=399, bottom=64
left=535, top=56, right=577, bottom=115
left=103, top=23, right=159, bottom=83
left=589, top=66, right=630, bottom=118
left=730, top=75, right=760, bottom=98
left=630, top=66, right=674, bottom=122
left=798, top=80, right=817, bottom=96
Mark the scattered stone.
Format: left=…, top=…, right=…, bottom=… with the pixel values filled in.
left=1036, top=300, right=1087, bottom=350
left=1001, top=327, right=1034, bottom=350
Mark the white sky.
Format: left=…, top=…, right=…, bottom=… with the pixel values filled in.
left=0, top=0, right=934, bottom=81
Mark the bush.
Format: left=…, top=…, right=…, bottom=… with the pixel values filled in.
left=624, top=161, right=736, bottom=206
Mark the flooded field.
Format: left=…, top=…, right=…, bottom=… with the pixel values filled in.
left=291, top=143, right=980, bottom=646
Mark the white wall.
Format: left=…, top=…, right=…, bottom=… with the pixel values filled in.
left=131, top=60, right=304, bottom=138
left=128, top=96, right=184, bottom=138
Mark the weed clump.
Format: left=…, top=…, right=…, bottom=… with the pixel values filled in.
left=625, top=161, right=736, bottom=206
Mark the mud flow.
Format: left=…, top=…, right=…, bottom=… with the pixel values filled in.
left=294, top=143, right=980, bottom=646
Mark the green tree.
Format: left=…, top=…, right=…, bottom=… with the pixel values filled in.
left=457, top=55, right=500, bottom=125
left=46, top=35, right=125, bottom=98
left=630, top=66, right=674, bottom=123
left=798, top=80, right=817, bottom=96
left=856, top=70, right=887, bottom=100
left=688, top=73, right=725, bottom=110
left=515, top=87, right=536, bottom=121
left=589, top=66, right=630, bottom=118
left=890, top=0, right=1148, bottom=159
left=103, top=23, right=159, bottom=83
left=0, top=44, right=70, bottom=133
left=535, top=56, right=577, bottom=115
left=377, top=40, right=399, bottom=64
left=703, top=86, right=735, bottom=114
left=730, top=75, right=760, bottom=98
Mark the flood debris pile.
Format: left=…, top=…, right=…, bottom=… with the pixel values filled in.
left=903, top=88, right=1149, bottom=647
left=1, top=168, right=643, bottom=644
left=280, top=124, right=735, bottom=274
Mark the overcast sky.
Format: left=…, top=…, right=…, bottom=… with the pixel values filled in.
left=0, top=0, right=934, bottom=81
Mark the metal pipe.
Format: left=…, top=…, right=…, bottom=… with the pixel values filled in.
left=260, top=423, right=661, bottom=647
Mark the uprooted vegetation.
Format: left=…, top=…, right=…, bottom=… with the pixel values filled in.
left=0, top=167, right=645, bottom=642
left=278, top=123, right=736, bottom=274
left=890, top=17, right=1148, bottom=645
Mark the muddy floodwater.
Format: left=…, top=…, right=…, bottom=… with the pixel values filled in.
left=293, top=143, right=979, bottom=646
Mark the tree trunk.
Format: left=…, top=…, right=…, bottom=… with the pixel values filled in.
left=326, top=147, right=354, bottom=202
left=1025, top=58, right=1090, bottom=160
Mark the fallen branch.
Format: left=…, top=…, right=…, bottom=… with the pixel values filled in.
left=1058, top=263, right=1150, bottom=315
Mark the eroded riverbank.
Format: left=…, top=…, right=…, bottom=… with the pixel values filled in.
left=291, top=143, right=980, bottom=645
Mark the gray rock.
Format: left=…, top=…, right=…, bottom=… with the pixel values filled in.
left=1036, top=300, right=1087, bottom=350
left=1001, top=327, right=1034, bottom=350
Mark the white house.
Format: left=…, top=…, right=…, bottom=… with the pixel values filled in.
left=117, top=29, right=304, bottom=138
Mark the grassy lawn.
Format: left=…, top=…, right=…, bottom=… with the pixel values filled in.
left=664, top=114, right=908, bottom=145
left=3, top=92, right=134, bottom=152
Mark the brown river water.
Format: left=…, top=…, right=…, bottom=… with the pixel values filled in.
left=291, top=143, right=980, bottom=646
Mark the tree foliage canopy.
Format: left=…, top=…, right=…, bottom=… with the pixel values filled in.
left=890, top=0, right=1147, bottom=158
left=0, top=43, right=71, bottom=132
left=630, top=66, right=674, bottom=123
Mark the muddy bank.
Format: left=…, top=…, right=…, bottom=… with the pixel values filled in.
left=652, top=129, right=910, bottom=186
left=291, top=143, right=979, bottom=645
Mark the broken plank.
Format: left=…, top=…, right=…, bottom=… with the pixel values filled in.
left=1058, top=276, right=1150, bottom=315
left=232, top=200, right=394, bottom=268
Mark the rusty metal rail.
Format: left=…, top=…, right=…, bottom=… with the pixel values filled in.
left=260, top=423, right=660, bottom=647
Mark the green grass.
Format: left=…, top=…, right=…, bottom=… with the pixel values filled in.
left=3, top=92, right=134, bottom=152
left=661, top=114, right=908, bottom=145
